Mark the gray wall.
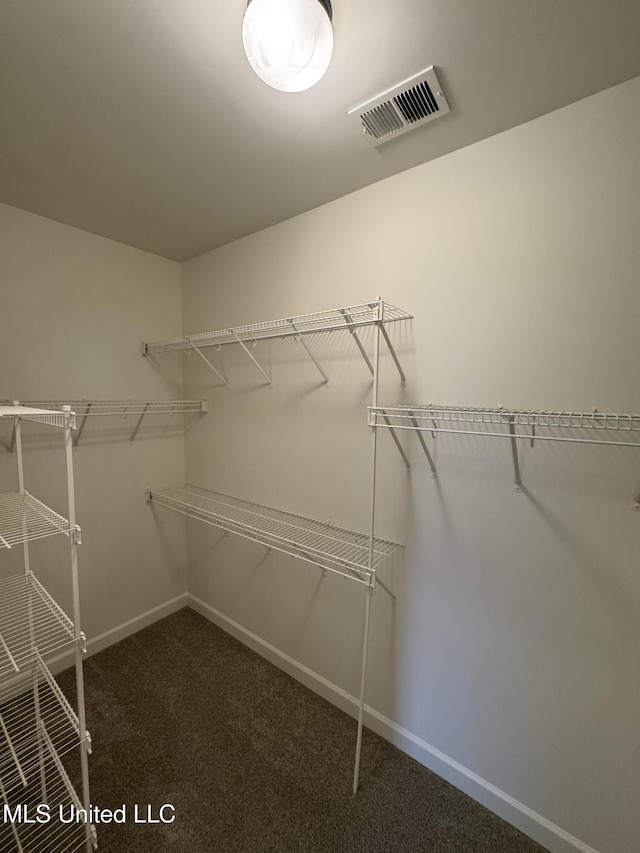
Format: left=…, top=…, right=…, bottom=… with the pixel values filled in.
left=0, top=203, right=187, bottom=646
left=181, top=77, right=640, bottom=853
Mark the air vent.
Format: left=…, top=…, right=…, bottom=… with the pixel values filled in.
left=348, top=66, right=449, bottom=146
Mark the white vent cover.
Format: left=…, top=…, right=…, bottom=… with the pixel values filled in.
left=348, top=66, right=449, bottom=146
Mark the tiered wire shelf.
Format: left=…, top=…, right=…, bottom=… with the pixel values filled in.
left=143, top=298, right=412, bottom=390
left=0, top=735, right=96, bottom=853
left=0, top=573, right=78, bottom=679
left=0, top=493, right=74, bottom=549
left=147, top=484, right=402, bottom=589
left=0, top=404, right=95, bottom=852
left=0, top=652, right=90, bottom=793
left=369, top=403, right=640, bottom=496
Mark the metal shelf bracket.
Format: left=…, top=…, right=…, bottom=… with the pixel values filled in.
left=287, top=319, right=329, bottom=384
left=233, top=332, right=272, bottom=385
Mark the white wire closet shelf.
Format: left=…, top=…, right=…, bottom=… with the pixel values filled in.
left=0, top=406, right=75, bottom=431
left=368, top=404, right=640, bottom=439
left=0, top=492, right=74, bottom=550
left=0, top=572, right=78, bottom=679
left=0, top=652, right=90, bottom=794
left=0, top=731, right=96, bottom=853
left=148, top=484, right=402, bottom=585
left=23, top=400, right=206, bottom=416
left=142, top=298, right=412, bottom=390
left=10, top=400, right=208, bottom=446
left=369, top=403, right=640, bottom=495
left=144, top=301, right=412, bottom=352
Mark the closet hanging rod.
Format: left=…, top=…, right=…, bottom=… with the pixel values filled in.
left=142, top=300, right=412, bottom=353
left=147, top=484, right=402, bottom=588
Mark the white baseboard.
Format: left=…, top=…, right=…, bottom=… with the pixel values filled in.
left=47, top=593, right=188, bottom=675
left=188, top=593, right=600, bottom=853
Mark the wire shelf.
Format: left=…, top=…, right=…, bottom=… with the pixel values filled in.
left=369, top=404, right=640, bottom=447
left=0, top=406, right=75, bottom=431
left=0, top=652, right=90, bottom=795
left=144, top=300, right=413, bottom=353
left=0, top=573, right=77, bottom=679
left=149, top=484, right=402, bottom=584
left=0, top=722, right=95, bottom=853
left=0, top=493, right=73, bottom=550
left=23, top=400, right=206, bottom=417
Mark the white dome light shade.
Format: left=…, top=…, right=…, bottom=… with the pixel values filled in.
left=242, top=0, right=333, bottom=93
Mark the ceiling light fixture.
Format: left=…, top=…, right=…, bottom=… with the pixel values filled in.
left=242, top=0, right=333, bottom=93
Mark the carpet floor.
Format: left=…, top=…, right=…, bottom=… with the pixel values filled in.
left=58, top=607, right=549, bottom=853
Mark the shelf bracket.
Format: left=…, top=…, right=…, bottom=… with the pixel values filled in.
left=408, top=410, right=437, bottom=476
left=380, top=410, right=411, bottom=470
left=8, top=423, right=16, bottom=454
left=191, top=343, right=228, bottom=386
left=129, top=403, right=150, bottom=441
left=73, top=402, right=92, bottom=448
left=507, top=415, right=523, bottom=491
left=378, top=322, right=407, bottom=386
left=340, top=308, right=375, bottom=374
left=233, top=332, right=272, bottom=385
left=287, top=319, right=329, bottom=384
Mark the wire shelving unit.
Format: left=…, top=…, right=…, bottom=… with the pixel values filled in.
left=369, top=403, right=640, bottom=498
left=147, top=298, right=411, bottom=795
left=0, top=404, right=95, bottom=852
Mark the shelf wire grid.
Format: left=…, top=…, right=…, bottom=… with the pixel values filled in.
left=0, top=731, right=94, bottom=853
left=0, top=653, right=89, bottom=795
left=149, top=484, right=402, bottom=584
left=0, top=573, right=77, bottom=679
left=144, top=300, right=413, bottom=353
left=23, top=400, right=206, bottom=417
left=369, top=405, right=640, bottom=446
left=0, top=493, right=72, bottom=550
left=0, top=406, right=75, bottom=431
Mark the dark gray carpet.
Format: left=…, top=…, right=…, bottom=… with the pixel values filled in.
left=58, top=608, right=549, bottom=852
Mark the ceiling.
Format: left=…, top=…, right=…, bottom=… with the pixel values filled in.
left=1, top=0, right=639, bottom=262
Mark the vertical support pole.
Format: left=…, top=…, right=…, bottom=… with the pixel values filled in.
left=14, top=408, right=48, bottom=800
left=507, top=415, right=523, bottom=491
left=62, top=407, right=93, bottom=852
left=353, top=302, right=382, bottom=796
